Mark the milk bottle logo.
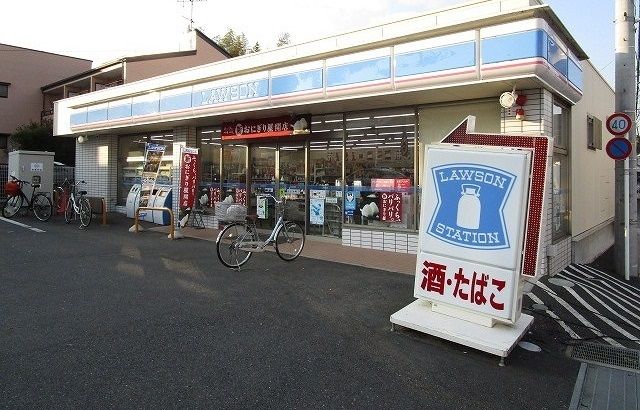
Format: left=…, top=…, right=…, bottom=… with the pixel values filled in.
left=457, top=184, right=481, bottom=229
left=427, top=164, right=516, bottom=250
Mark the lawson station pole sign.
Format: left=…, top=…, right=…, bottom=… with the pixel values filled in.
left=416, top=145, right=531, bottom=323
left=391, top=116, right=551, bottom=359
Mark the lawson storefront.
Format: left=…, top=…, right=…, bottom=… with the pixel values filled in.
left=54, top=0, right=615, bottom=276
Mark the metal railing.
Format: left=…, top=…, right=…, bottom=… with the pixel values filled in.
left=0, top=164, right=75, bottom=199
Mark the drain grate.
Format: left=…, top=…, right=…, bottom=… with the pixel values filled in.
left=567, top=342, right=640, bottom=373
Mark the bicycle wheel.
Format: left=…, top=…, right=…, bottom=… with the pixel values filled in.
left=2, top=195, right=23, bottom=218
left=32, top=194, right=53, bottom=221
left=216, top=222, right=253, bottom=268
left=275, top=221, right=305, bottom=261
left=79, top=197, right=92, bottom=228
left=64, top=197, right=75, bottom=223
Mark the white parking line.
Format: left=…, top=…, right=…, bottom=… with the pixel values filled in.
left=0, top=217, right=46, bottom=232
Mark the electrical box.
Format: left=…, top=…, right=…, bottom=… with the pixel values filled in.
left=8, top=151, right=54, bottom=202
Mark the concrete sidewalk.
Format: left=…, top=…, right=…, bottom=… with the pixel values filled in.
left=153, top=224, right=417, bottom=275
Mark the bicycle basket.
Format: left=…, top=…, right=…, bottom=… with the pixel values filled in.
left=5, top=181, right=19, bottom=196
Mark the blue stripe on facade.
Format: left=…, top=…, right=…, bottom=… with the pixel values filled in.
left=108, top=103, right=132, bottom=120
left=482, top=29, right=547, bottom=64
left=396, top=41, right=475, bottom=77
left=327, top=57, right=390, bottom=87
left=192, top=79, right=269, bottom=106
left=72, top=29, right=584, bottom=126
left=271, top=69, right=323, bottom=95
left=70, top=111, right=87, bottom=126
left=547, top=37, right=568, bottom=77
left=568, top=59, right=583, bottom=89
left=160, top=92, right=192, bottom=112
left=132, top=100, right=160, bottom=117
left=87, top=108, right=107, bottom=123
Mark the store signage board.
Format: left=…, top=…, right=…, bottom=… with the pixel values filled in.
left=605, top=137, right=632, bottom=160
left=415, top=145, right=532, bottom=322
left=222, top=114, right=310, bottom=140
left=139, top=143, right=166, bottom=207
left=390, top=116, right=546, bottom=358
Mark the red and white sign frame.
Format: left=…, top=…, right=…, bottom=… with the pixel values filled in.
left=441, top=116, right=551, bottom=278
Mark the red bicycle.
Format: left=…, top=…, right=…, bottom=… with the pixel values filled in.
left=2, top=175, right=53, bottom=221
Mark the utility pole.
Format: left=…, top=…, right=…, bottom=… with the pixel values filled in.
left=614, top=0, right=638, bottom=279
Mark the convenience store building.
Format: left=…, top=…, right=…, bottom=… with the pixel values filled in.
left=53, top=0, right=616, bottom=276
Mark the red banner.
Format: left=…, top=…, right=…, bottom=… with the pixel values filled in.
left=208, top=186, right=220, bottom=207
left=380, top=192, right=402, bottom=222
left=179, top=147, right=199, bottom=208
left=235, top=188, right=247, bottom=206
left=222, top=114, right=310, bottom=140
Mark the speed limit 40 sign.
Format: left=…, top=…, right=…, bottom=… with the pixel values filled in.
left=606, top=112, right=632, bottom=136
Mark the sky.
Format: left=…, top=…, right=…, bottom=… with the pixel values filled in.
left=0, top=0, right=616, bottom=86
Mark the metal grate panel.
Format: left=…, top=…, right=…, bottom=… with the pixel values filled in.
left=568, top=342, right=640, bottom=373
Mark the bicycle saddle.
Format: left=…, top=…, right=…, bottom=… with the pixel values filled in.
left=245, top=214, right=258, bottom=222
left=32, top=184, right=41, bottom=188
left=79, top=190, right=87, bottom=195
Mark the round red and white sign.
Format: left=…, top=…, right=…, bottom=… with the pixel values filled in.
left=606, top=112, right=632, bottom=136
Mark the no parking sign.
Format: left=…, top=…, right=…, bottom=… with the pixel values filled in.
left=606, top=137, right=633, bottom=161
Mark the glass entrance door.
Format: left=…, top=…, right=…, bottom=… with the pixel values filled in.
left=279, top=143, right=306, bottom=231
left=249, top=144, right=277, bottom=229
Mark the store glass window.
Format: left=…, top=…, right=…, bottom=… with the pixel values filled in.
left=249, top=144, right=276, bottom=228
left=221, top=144, right=247, bottom=204
left=197, top=127, right=222, bottom=207
left=309, top=114, right=344, bottom=237
left=117, top=131, right=173, bottom=206
left=344, top=108, right=416, bottom=229
left=552, top=101, right=570, bottom=241
left=279, top=143, right=306, bottom=228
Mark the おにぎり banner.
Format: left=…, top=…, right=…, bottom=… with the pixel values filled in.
left=179, top=147, right=199, bottom=209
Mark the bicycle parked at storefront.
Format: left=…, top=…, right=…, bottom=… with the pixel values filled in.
left=2, top=175, right=53, bottom=221
left=216, top=194, right=305, bottom=269
left=64, top=180, right=92, bottom=228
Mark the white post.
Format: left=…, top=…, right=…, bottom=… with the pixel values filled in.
left=614, top=0, right=638, bottom=279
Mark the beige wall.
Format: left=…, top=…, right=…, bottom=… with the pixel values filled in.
left=570, top=61, right=615, bottom=236
left=125, top=34, right=228, bottom=83
left=0, top=44, right=91, bottom=135
left=418, top=100, right=501, bottom=145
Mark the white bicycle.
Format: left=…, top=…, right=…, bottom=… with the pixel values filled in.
left=64, top=180, right=92, bottom=228
left=216, top=194, right=305, bottom=269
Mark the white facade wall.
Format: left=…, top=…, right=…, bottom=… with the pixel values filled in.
left=75, top=136, right=118, bottom=211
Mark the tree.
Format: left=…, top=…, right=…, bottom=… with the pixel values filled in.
left=215, top=29, right=249, bottom=57
left=276, top=32, right=291, bottom=47
left=215, top=29, right=292, bottom=56
left=10, top=120, right=75, bottom=165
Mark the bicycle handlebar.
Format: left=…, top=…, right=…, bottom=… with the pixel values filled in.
left=8, top=175, right=29, bottom=185
left=257, top=193, right=283, bottom=204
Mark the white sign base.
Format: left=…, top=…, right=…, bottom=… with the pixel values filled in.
left=390, top=299, right=533, bottom=358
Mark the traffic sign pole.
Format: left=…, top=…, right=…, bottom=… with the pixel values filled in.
left=614, top=0, right=637, bottom=280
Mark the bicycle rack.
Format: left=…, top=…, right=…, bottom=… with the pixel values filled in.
left=133, top=206, right=176, bottom=239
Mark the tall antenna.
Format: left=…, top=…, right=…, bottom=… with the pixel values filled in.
left=177, top=0, right=206, bottom=32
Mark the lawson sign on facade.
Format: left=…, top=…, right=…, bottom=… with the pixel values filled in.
left=415, top=145, right=532, bottom=323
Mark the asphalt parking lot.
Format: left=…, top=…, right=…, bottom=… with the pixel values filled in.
left=0, top=213, right=579, bottom=409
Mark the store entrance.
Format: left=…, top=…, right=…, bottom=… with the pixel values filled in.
left=248, top=142, right=307, bottom=232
